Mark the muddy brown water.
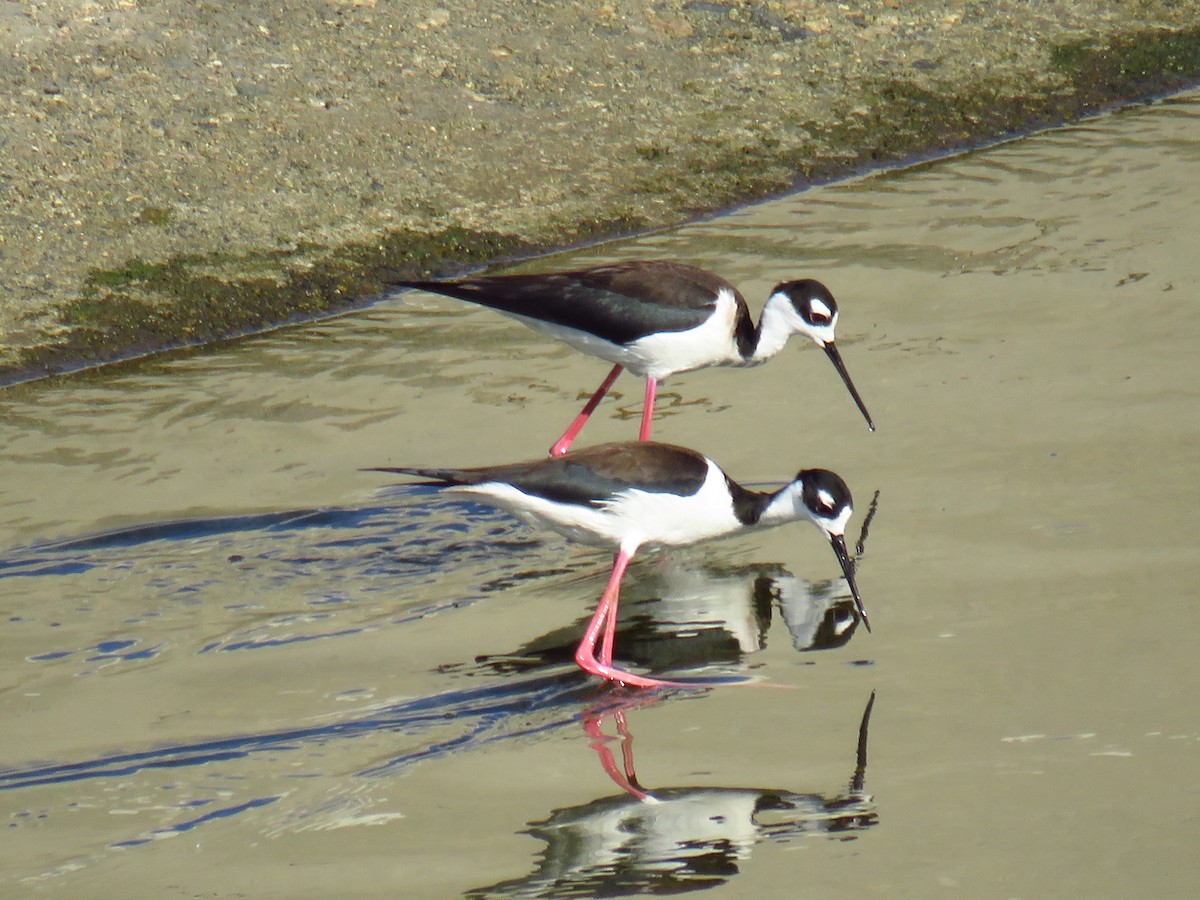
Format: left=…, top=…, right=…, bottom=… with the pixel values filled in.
left=3, top=90, right=1199, bottom=897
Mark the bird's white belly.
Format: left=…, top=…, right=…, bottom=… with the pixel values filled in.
left=626, top=320, right=741, bottom=381
left=452, top=483, right=627, bottom=549
left=452, top=461, right=743, bottom=553
left=503, top=289, right=743, bottom=380
left=512, top=316, right=647, bottom=374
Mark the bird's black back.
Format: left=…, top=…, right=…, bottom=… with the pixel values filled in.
left=396, top=260, right=752, bottom=346
left=374, top=442, right=713, bottom=509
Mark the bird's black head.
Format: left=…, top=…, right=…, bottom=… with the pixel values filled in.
left=795, top=468, right=870, bottom=631
left=771, top=279, right=874, bottom=431
left=775, top=279, right=839, bottom=332
left=797, top=468, right=853, bottom=528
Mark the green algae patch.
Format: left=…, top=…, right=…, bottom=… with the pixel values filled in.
left=3, top=229, right=530, bottom=384
left=780, top=27, right=1200, bottom=185
left=133, top=206, right=174, bottom=227
left=605, top=28, right=1200, bottom=231
left=3, top=217, right=658, bottom=385
left=1051, top=26, right=1200, bottom=101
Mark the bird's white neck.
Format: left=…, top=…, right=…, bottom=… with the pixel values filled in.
left=746, top=293, right=808, bottom=365
left=755, top=482, right=807, bottom=528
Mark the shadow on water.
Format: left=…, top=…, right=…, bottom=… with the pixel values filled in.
left=1, top=484, right=876, bottom=676
left=0, top=486, right=539, bottom=588
left=1, top=670, right=599, bottom=813
left=467, top=691, right=878, bottom=898
left=0, top=486, right=876, bottom=857
left=0, top=487, right=558, bottom=668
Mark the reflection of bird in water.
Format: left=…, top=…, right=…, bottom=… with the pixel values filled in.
left=470, top=560, right=864, bottom=682
left=393, top=259, right=873, bottom=455
left=462, top=489, right=879, bottom=681
left=465, top=692, right=878, bottom=899
left=624, top=488, right=878, bottom=666
left=370, top=441, right=868, bottom=688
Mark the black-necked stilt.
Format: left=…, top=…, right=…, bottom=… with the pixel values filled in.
left=370, top=441, right=868, bottom=688
left=393, top=259, right=874, bottom=456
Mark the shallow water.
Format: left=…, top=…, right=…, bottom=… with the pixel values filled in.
left=3, top=90, right=1199, bottom=897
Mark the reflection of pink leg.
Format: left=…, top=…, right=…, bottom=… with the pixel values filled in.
left=613, top=709, right=641, bottom=790
left=582, top=709, right=648, bottom=800
left=575, top=549, right=690, bottom=689
left=549, top=364, right=623, bottom=457
left=638, top=378, right=657, bottom=441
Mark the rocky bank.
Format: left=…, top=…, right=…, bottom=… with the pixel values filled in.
left=3, top=0, right=1199, bottom=383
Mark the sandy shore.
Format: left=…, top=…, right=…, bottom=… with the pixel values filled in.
left=3, top=0, right=1199, bottom=382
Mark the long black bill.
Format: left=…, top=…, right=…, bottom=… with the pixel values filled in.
left=829, top=534, right=871, bottom=632
left=823, top=343, right=875, bottom=432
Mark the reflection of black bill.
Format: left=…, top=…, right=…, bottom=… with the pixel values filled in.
left=823, top=342, right=874, bottom=431
left=830, top=534, right=870, bottom=632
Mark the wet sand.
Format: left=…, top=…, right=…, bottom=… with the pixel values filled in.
left=3, top=0, right=1200, bottom=381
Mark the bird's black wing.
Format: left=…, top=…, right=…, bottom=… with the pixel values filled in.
left=370, top=442, right=712, bottom=509
left=395, top=260, right=746, bottom=345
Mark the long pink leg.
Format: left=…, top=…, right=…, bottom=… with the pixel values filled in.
left=599, top=556, right=620, bottom=666
left=599, top=595, right=617, bottom=666
left=575, top=549, right=690, bottom=689
left=549, top=364, right=623, bottom=457
left=638, top=378, right=657, bottom=441
left=576, top=551, right=627, bottom=675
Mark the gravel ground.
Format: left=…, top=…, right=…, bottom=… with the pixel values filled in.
left=3, top=0, right=1199, bottom=382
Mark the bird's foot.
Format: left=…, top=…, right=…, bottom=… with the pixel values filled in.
left=575, top=648, right=690, bottom=689
left=575, top=653, right=745, bottom=690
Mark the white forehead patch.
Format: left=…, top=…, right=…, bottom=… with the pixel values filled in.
left=809, top=298, right=833, bottom=320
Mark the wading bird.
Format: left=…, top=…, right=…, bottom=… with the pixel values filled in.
left=393, top=260, right=873, bottom=455
left=370, top=441, right=868, bottom=688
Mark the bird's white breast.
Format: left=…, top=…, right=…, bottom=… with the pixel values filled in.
left=603, top=462, right=743, bottom=550
left=626, top=287, right=744, bottom=379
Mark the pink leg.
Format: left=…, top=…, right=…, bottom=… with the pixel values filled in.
left=575, top=550, right=690, bottom=689
left=638, top=378, right=657, bottom=441
left=600, top=577, right=618, bottom=666
left=549, top=364, right=623, bottom=457
left=576, top=551, right=627, bottom=675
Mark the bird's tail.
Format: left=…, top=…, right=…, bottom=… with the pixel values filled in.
left=363, top=466, right=474, bottom=486
left=389, top=279, right=486, bottom=305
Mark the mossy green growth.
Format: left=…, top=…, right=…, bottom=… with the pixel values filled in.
left=134, top=206, right=173, bottom=226
left=1050, top=26, right=1200, bottom=99
left=6, top=215, right=654, bottom=384
left=88, top=260, right=174, bottom=287
left=781, top=24, right=1200, bottom=179
left=0, top=230, right=480, bottom=382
